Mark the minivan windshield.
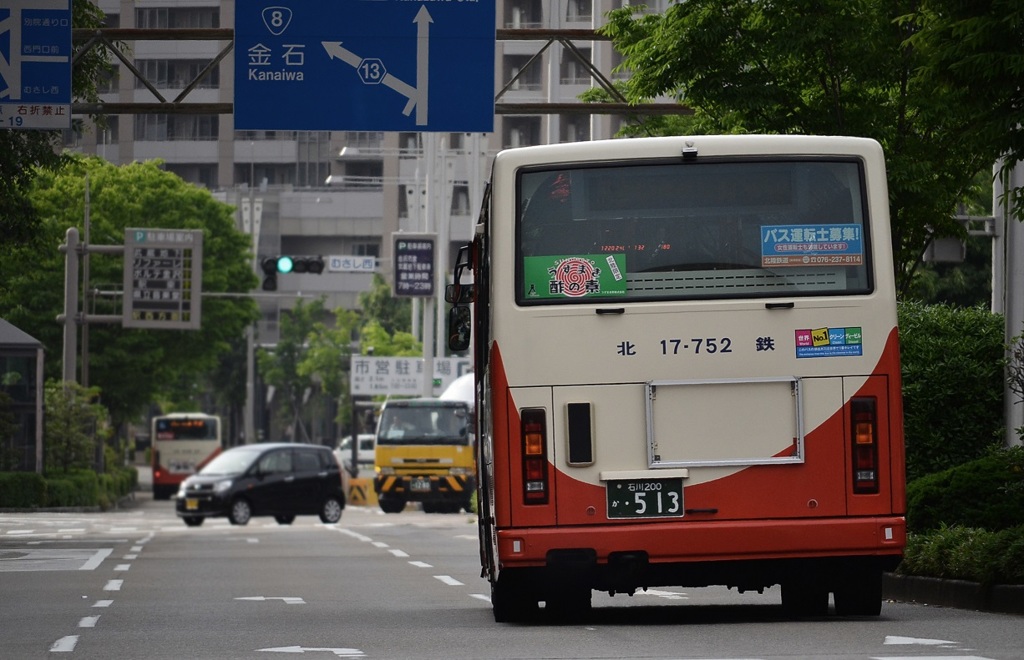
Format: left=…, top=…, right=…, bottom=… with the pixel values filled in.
left=198, top=447, right=262, bottom=475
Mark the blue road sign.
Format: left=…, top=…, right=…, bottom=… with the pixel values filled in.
left=234, top=0, right=495, bottom=132
left=0, top=0, right=72, bottom=130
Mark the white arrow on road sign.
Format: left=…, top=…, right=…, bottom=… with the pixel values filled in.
left=257, top=647, right=364, bottom=657
left=235, top=596, right=305, bottom=605
left=320, top=5, right=432, bottom=125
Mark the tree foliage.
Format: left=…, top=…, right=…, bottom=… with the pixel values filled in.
left=257, top=298, right=330, bottom=442
left=0, top=1, right=121, bottom=249
left=600, top=0, right=994, bottom=295
left=904, top=0, right=1024, bottom=215
left=43, top=380, right=107, bottom=474
left=0, top=156, right=258, bottom=428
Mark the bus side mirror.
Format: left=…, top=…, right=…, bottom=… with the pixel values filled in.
left=444, top=282, right=474, bottom=304
left=447, top=305, right=471, bottom=352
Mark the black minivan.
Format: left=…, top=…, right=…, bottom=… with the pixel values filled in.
left=174, top=443, right=347, bottom=527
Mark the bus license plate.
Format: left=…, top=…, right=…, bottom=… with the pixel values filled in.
left=410, top=477, right=431, bottom=492
left=606, top=478, right=684, bottom=519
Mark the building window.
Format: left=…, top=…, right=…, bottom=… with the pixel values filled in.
left=353, top=242, right=380, bottom=258
left=136, top=7, right=219, bottom=29
left=559, top=114, right=590, bottom=143
left=135, top=114, right=219, bottom=141
left=561, top=48, right=592, bottom=85
left=566, top=0, right=593, bottom=22
left=504, top=56, right=542, bottom=91
left=503, top=117, right=541, bottom=148
left=134, top=60, right=220, bottom=89
left=505, top=0, right=542, bottom=28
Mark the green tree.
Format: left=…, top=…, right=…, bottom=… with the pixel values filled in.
left=904, top=0, right=1024, bottom=214
left=258, top=298, right=330, bottom=442
left=359, top=320, right=421, bottom=357
left=601, top=0, right=991, bottom=295
left=298, top=307, right=361, bottom=439
left=44, top=380, right=107, bottom=474
left=0, top=156, right=258, bottom=430
left=0, top=1, right=120, bottom=249
left=358, top=274, right=412, bottom=335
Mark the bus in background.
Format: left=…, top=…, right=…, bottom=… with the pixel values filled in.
left=151, top=412, right=223, bottom=500
left=446, top=135, right=906, bottom=622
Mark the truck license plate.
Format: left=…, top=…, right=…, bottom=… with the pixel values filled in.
left=410, top=477, right=431, bottom=492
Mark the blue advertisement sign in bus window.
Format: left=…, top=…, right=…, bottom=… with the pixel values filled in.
left=761, top=224, right=864, bottom=267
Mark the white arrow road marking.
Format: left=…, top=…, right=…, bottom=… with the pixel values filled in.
left=257, top=646, right=364, bottom=656
left=884, top=636, right=959, bottom=647
left=235, top=596, right=305, bottom=605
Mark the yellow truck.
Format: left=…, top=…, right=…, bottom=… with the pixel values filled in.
left=373, top=398, right=474, bottom=513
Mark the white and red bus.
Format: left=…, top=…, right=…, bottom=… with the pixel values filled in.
left=446, top=135, right=906, bottom=621
left=151, top=412, right=223, bottom=500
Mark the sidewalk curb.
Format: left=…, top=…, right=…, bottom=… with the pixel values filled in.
left=884, top=573, right=1024, bottom=616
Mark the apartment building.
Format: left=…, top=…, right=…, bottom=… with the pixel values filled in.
left=70, top=0, right=668, bottom=345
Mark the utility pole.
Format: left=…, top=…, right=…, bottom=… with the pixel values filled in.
left=993, top=160, right=1024, bottom=447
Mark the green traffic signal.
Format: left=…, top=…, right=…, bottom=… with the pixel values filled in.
left=276, top=256, right=294, bottom=273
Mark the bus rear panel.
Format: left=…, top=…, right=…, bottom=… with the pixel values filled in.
left=452, top=135, right=906, bottom=621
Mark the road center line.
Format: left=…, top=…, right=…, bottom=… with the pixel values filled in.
left=434, top=575, right=464, bottom=586
left=49, top=635, right=78, bottom=652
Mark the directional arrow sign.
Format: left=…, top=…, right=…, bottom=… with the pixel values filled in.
left=234, top=0, right=494, bottom=132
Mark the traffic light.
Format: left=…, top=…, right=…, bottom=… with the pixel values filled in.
left=260, top=256, right=325, bottom=291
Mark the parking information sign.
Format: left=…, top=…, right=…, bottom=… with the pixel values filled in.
left=350, top=356, right=472, bottom=396
left=123, top=229, right=204, bottom=330
left=393, top=233, right=435, bottom=298
left=0, top=0, right=72, bottom=130
left=234, top=0, right=495, bottom=132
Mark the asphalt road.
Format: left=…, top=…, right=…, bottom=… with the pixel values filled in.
left=1, top=476, right=1022, bottom=659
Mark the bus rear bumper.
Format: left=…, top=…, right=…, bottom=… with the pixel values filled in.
left=495, top=516, right=905, bottom=591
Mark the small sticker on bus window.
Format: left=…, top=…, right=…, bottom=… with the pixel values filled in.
left=760, top=224, right=864, bottom=267
left=523, top=254, right=627, bottom=299
left=795, top=327, right=863, bottom=358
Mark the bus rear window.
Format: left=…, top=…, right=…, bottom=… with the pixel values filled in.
left=516, top=159, right=872, bottom=304
left=155, top=418, right=218, bottom=440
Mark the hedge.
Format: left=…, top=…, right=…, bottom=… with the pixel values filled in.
left=0, top=471, right=46, bottom=508
left=897, top=302, right=1006, bottom=482
left=906, top=446, right=1024, bottom=533
left=899, top=524, right=1024, bottom=586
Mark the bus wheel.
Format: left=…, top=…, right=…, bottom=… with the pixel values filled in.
left=834, top=569, right=882, bottom=616
left=182, top=516, right=203, bottom=527
left=228, top=498, right=252, bottom=525
left=319, top=496, right=344, bottom=524
left=379, top=496, right=406, bottom=514
left=492, top=571, right=539, bottom=623
left=274, top=514, right=296, bottom=525
left=781, top=580, right=829, bottom=618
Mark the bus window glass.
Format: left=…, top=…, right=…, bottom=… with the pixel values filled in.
left=517, top=159, right=871, bottom=303
left=155, top=417, right=218, bottom=440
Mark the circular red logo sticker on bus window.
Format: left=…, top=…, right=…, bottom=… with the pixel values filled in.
left=550, top=257, right=599, bottom=297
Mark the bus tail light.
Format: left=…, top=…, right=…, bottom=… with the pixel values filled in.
left=521, top=408, right=549, bottom=504
left=851, top=397, right=879, bottom=494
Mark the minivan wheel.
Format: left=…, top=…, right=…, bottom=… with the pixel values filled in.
left=182, top=516, right=204, bottom=527
left=228, top=498, right=252, bottom=525
left=274, top=514, right=296, bottom=525
left=320, top=496, right=343, bottom=523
